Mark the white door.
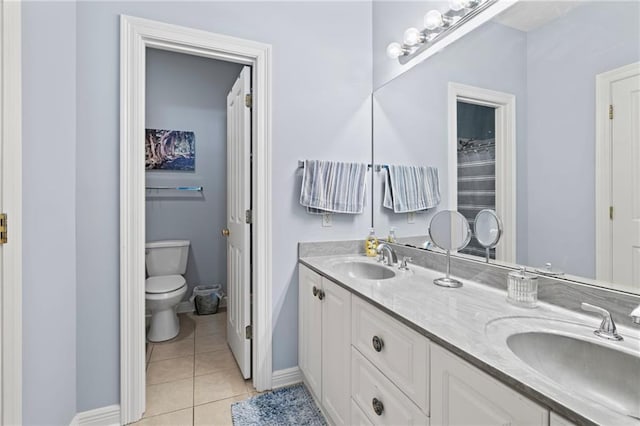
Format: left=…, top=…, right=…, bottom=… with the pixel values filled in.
left=611, top=72, right=640, bottom=292
left=1, top=1, right=22, bottom=423
left=225, top=66, right=252, bottom=378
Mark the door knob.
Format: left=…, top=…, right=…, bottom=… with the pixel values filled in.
left=222, top=228, right=230, bottom=237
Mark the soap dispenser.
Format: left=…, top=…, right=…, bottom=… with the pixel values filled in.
left=365, top=228, right=379, bottom=257
left=387, top=227, right=397, bottom=243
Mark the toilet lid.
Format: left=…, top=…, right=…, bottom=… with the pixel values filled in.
left=146, top=275, right=186, bottom=294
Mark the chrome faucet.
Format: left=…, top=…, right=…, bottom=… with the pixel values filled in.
left=631, top=304, right=640, bottom=325
left=376, top=243, right=398, bottom=266
left=581, top=303, right=623, bottom=341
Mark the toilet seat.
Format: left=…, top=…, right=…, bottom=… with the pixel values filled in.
left=146, top=275, right=186, bottom=294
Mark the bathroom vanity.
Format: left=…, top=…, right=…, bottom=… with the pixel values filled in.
left=298, top=248, right=640, bottom=426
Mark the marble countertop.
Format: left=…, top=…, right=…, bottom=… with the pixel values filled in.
left=299, top=254, right=640, bottom=426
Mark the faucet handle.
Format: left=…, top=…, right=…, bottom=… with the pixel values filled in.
left=399, top=257, right=412, bottom=271
left=581, top=303, right=623, bottom=341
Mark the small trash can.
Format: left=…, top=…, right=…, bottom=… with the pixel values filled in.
left=190, top=284, right=222, bottom=315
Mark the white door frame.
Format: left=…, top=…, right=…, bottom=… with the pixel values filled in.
left=448, top=82, right=516, bottom=263
left=595, top=62, right=640, bottom=284
left=120, top=16, right=273, bottom=424
left=1, top=0, right=22, bottom=424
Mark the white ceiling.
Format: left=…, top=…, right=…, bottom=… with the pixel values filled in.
left=493, top=1, right=586, bottom=32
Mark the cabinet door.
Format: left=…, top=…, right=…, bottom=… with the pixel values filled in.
left=431, top=344, right=549, bottom=426
left=550, top=413, right=577, bottom=426
left=321, top=278, right=352, bottom=425
left=298, top=265, right=323, bottom=399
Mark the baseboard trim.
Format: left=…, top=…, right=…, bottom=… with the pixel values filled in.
left=271, top=366, right=302, bottom=389
left=70, top=404, right=120, bottom=426
left=176, top=301, right=194, bottom=314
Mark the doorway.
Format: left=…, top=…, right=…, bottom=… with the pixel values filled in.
left=595, top=62, right=640, bottom=292
left=142, top=48, right=253, bottom=419
left=120, top=16, right=273, bottom=424
left=456, top=101, right=497, bottom=258
left=448, top=82, right=516, bottom=263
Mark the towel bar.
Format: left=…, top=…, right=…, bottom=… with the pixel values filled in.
left=145, top=186, right=203, bottom=191
left=297, top=160, right=373, bottom=170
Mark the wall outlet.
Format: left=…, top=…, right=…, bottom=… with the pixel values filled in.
left=322, top=213, right=333, bottom=227
left=407, top=212, right=416, bottom=224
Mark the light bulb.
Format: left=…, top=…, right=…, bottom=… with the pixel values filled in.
left=448, top=0, right=466, bottom=11
left=386, top=42, right=405, bottom=59
left=403, top=27, right=423, bottom=46
left=424, top=10, right=444, bottom=30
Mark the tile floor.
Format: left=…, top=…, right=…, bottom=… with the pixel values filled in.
left=135, top=311, right=256, bottom=425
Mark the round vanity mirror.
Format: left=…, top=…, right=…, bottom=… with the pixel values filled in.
left=428, top=210, right=471, bottom=288
left=474, top=209, right=502, bottom=263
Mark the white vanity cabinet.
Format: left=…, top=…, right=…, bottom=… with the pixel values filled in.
left=298, top=265, right=352, bottom=425
left=430, top=344, right=549, bottom=426
left=299, top=261, right=556, bottom=426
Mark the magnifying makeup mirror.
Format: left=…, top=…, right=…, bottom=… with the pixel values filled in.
left=428, top=210, right=471, bottom=288
left=473, top=209, right=503, bottom=263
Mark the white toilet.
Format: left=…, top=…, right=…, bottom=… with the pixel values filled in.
left=145, top=240, right=190, bottom=342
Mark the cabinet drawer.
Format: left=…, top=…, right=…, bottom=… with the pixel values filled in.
left=351, top=398, right=374, bottom=426
left=352, top=296, right=429, bottom=414
left=352, top=348, right=429, bottom=426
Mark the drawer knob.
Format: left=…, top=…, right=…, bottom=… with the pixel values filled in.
left=312, top=286, right=319, bottom=297
left=372, top=397, right=384, bottom=416
left=318, top=290, right=325, bottom=300
left=372, top=335, right=384, bottom=352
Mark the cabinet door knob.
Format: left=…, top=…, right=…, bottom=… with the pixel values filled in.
left=318, top=290, right=325, bottom=300
left=372, top=335, right=384, bottom=352
left=312, top=286, right=318, bottom=297
left=221, top=228, right=230, bottom=237
left=372, top=397, right=384, bottom=416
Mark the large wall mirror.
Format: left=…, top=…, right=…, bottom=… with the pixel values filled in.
left=372, top=0, right=640, bottom=294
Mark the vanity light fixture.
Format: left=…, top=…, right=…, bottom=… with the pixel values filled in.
left=386, top=0, right=495, bottom=61
left=386, top=42, right=409, bottom=59
left=403, top=27, right=425, bottom=46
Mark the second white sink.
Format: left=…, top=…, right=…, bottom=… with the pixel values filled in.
left=508, top=331, right=640, bottom=420
left=486, top=317, right=640, bottom=421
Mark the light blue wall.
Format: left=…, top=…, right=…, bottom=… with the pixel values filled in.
left=525, top=1, right=640, bottom=277
left=372, top=21, right=528, bottom=258
left=22, top=2, right=77, bottom=424
left=145, top=49, right=243, bottom=299
left=74, top=1, right=372, bottom=412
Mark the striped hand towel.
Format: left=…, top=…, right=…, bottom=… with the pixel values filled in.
left=383, top=165, right=441, bottom=213
left=300, top=160, right=368, bottom=214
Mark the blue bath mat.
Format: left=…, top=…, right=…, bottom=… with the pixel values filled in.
left=231, top=383, right=327, bottom=425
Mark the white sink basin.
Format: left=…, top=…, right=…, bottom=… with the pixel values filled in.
left=507, top=331, right=640, bottom=420
left=330, top=261, right=396, bottom=280
left=486, top=316, right=640, bottom=420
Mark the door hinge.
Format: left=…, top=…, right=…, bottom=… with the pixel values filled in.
left=610, top=206, right=614, bottom=220
left=245, top=93, right=252, bottom=108
left=245, top=209, right=253, bottom=224
left=245, top=325, right=253, bottom=340
left=0, top=213, right=6, bottom=244
left=609, top=104, right=614, bottom=120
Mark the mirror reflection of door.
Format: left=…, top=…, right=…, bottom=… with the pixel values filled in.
left=456, top=101, right=497, bottom=259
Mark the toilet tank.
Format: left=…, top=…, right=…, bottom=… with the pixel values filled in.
left=145, top=240, right=190, bottom=277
